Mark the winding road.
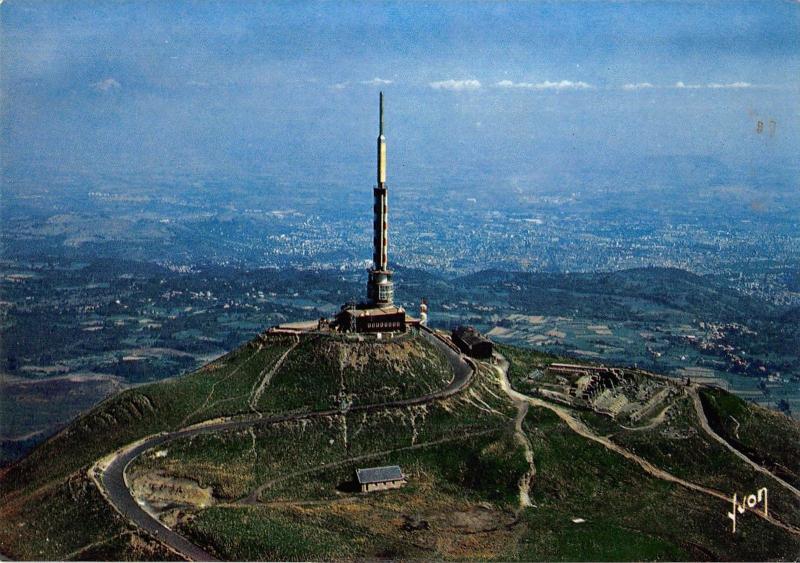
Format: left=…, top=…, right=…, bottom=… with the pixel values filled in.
left=93, top=335, right=799, bottom=562
left=93, top=328, right=475, bottom=562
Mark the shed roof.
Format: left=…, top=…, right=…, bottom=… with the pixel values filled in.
left=356, top=465, right=404, bottom=484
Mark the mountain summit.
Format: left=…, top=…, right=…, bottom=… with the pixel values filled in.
left=1, top=325, right=799, bottom=560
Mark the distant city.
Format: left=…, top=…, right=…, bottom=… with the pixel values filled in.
left=2, top=154, right=798, bottom=463
left=4, top=154, right=798, bottom=304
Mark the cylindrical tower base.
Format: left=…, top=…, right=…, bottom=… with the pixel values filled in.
left=367, top=269, right=394, bottom=305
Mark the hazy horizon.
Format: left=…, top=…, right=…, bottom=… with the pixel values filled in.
left=3, top=1, right=798, bottom=192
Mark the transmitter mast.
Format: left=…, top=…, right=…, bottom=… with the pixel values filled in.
left=367, top=92, right=394, bottom=306
left=335, top=92, right=407, bottom=333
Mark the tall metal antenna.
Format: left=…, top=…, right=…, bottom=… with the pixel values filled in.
left=368, top=91, right=393, bottom=305
left=379, top=91, right=384, bottom=136
left=377, top=92, right=387, bottom=186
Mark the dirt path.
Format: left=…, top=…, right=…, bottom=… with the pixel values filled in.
left=494, top=352, right=800, bottom=537
left=180, top=344, right=264, bottom=427
left=618, top=404, right=671, bottom=432
left=248, top=337, right=299, bottom=416
left=689, top=385, right=800, bottom=501
left=61, top=532, right=130, bottom=561
left=493, top=356, right=535, bottom=510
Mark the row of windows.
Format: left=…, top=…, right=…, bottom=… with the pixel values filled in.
left=366, top=321, right=402, bottom=329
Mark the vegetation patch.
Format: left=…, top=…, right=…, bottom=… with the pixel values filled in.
left=68, top=531, right=182, bottom=561
left=182, top=432, right=527, bottom=560
left=0, top=471, right=131, bottom=560
left=182, top=505, right=355, bottom=561
left=613, top=395, right=800, bottom=529
left=699, top=387, right=800, bottom=489
left=255, top=332, right=453, bottom=413
left=518, top=406, right=799, bottom=561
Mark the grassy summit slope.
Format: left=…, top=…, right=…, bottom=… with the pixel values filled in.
left=502, top=343, right=800, bottom=560
left=129, top=345, right=799, bottom=561
left=1, top=331, right=799, bottom=561
left=0, top=330, right=455, bottom=560
left=130, top=362, right=515, bottom=504
left=255, top=332, right=453, bottom=413
left=0, top=334, right=295, bottom=498
left=612, top=394, right=800, bottom=528
left=136, top=364, right=525, bottom=560
left=519, top=406, right=797, bottom=562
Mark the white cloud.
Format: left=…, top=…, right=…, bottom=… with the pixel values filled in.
left=331, top=81, right=349, bottom=90
left=622, top=82, right=654, bottom=90
left=429, top=79, right=481, bottom=91
left=92, top=78, right=121, bottom=92
left=537, top=80, right=593, bottom=90
left=361, top=77, right=393, bottom=86
left=616, top=81, right=756, bottom=91
left=495, top=79, right=593, bottom=90
left=707, top=81, right=752, bottom=89
left=674, top=81, right=753, bottom=90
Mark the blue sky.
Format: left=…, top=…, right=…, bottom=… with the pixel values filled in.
left=2, top=1, right=798, bottom=187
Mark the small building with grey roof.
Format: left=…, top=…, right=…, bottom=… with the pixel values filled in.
left=356, top=465, right=406, bottom=493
